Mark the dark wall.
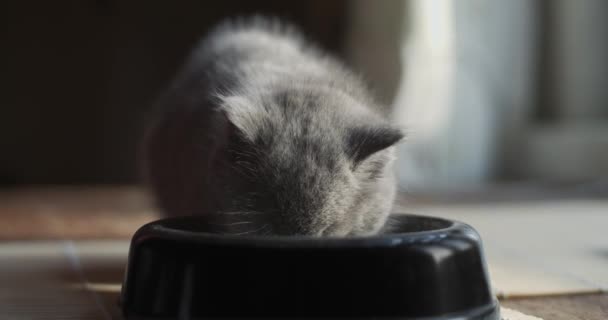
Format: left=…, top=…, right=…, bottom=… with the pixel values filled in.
left=0, top=0, right=348, bottom=186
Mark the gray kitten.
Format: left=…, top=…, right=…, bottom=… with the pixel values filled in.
left=142, top=17, right=404, bottom=236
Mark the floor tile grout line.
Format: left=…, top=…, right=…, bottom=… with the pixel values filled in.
left=63, top=240, right=113, bottom=320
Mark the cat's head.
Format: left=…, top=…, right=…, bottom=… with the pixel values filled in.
left=213, top=87, right=404, bottom=236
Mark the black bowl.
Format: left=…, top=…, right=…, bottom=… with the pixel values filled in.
left=120, top=214, right=499, bottom=319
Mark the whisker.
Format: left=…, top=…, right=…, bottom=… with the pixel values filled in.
left=257, top=224, right=272, bottom=236
left=208, top=221, right=255, bottom=227
left=229, top=224, right=270, bottom=236
left=221, top=211, right=265, bottom=216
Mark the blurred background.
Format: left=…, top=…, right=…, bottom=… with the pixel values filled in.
left=1, top=0, right=607, bottom=196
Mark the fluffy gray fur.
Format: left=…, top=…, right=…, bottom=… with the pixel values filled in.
left=142, top=17, right=404, bottom=236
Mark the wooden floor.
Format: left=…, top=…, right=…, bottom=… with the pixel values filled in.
left=0, top=186, right=606, bottom=319
left=501, top=294, right=608, bottom=320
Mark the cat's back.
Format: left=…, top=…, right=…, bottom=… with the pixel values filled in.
left=177, top=17, right=371, bottom=106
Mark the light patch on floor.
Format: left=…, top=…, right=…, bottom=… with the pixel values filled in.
left=502, top=307, right=544, bottom=320
left=396, top=199, right=608, bottom=296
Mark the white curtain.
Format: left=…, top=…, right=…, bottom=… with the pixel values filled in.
left=392, top=0, right=538, bottom=192
left=346, top=0, right=608, bottom=190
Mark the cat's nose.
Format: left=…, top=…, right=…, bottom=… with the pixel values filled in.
left=318, top=221, right=350, bottom=237
left=284, top=221, right=341, bottom=237
left=275, top=221, right=325, bottom=236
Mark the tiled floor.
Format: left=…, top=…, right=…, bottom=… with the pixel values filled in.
left=0, top=240, right=545, bottom=320
left=0, top=241, right=126, bottom=319
left=1, top=186, right=607, bottom=319
left=396, top=199, right=608, bottom=296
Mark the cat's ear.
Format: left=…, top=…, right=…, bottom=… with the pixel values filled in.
left=219, top=95, right=266, bottom=142
left=345, top=126, right=404, bottom=163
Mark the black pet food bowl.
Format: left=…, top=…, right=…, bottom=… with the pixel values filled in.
left=120, top=214, right=500, bottom=319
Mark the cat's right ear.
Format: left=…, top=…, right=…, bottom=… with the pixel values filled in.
left=219, top=95, right=265, bottom=142
left=216, top=97, right=261, bottom=165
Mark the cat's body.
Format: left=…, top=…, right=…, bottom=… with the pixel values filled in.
left=143, top=17, right=404, bottom=236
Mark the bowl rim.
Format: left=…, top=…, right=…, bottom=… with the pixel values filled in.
left=132, top=213, right=474, bottom=249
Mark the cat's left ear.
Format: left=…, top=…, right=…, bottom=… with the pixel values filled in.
left=345, top=126, right=405, bottom=163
